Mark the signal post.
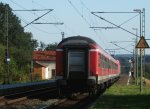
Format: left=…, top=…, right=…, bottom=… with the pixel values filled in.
left=136, top=36, right=149, bottom=93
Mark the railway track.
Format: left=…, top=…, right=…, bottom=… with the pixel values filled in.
left=43, top=89, right=106, bottom=109
left=0, top=86, right=57, bottom=107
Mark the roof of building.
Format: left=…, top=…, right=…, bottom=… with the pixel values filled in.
left=34, top=61, right=48, bottom=67
left=33, top=50, right=56, bottom=61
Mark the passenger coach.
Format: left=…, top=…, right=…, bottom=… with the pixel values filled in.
left=56, top=36, right=120, bottom=96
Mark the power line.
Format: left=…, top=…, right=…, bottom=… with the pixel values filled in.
left=93, top=11, right=139, bottom=14
left=110, top=42, right=133, bottom=54
left=79, top=0, right=115, bottom=50
left=33, top=22, right=64, bottom=25
left=91, top=12, right=140, bottom=38
left=80, top=0, right=101, bottom=28
left=10, top=1, right=61, bottom=29
left=67, top=0, right=92, bottom=27
left=13, top=11, right=60, bottom=35
left=10, top=0, right=27, bottom=10
left=9, top=1, right=55, bottom=28
left=119, top=14, right=139, bottom=27
left=23, top=9, right=53, bottom=28
left=13, top=9, right=54, bottom=28
left=90, top=11, right=140, bottom=54
left=91, top=14, right=139, bottom=30
left=28, top=0, right=74, bottom=35
left=68, top=0, right=110, bottom=50
left=110, top=41, right=134, bottom=43
left=90, top=26, right=118, bottom=29
left=13, top=9, right=52, bottom=11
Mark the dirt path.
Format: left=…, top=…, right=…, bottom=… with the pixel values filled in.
left=144, top=78, right=150, bottom=87
left=116, top=73, right=135, bottom=85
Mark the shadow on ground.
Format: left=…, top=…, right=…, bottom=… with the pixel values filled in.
left=90, top=93, right=150, bottom=109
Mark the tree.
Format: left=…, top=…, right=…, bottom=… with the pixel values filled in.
left=0, top=44, right=5, bottom=83
left=0, top=3, right=38, bottom=83
left=45, top=42, right=58, bottom=50
left=39, top=41, right=46, bottom=50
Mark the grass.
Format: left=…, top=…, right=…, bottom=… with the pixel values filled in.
left=89, top=84, right=150, bottom=109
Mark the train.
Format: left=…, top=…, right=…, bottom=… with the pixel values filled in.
left=56, top=36, right=120, bottom=97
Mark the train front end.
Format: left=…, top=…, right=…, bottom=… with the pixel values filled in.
left=56, top=36, right=97, bottom=95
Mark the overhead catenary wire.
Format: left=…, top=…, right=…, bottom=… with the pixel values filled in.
left=13, top=11, right=60, bottom=35
left=23, top=0, right=77, bottom=36
left=80, top=0, right=100, bottom=27
left=91, top=11, right=141, bottom=54
left=110, top=42, right=133, bottom=54
left=68, top=0, right=92, bottom=27
left=33, top=22, right=64, bottom=25
left=9, top=0, right=64, bottom=33
left=68, top=0, right=110, bottom=50
left=119, top=14, right=139, bottom=27
left=23, top=9, right=53, bottom=28
left=91, top=12, right=140, bottom=38
left=13, top=9, right=53, bottom=11
left=79, top=0, right=123, bottom=53
left=90, top=14, right=139, bottom=30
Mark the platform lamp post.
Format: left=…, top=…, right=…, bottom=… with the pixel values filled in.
left=132, top=28, right=138, bottom=85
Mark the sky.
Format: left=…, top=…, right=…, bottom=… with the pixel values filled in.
left=1, top=0, right=150, bottom=55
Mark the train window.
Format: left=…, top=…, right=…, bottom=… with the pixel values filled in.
left=98, top=53, right=100, bottom=67
left=107, top=59, right=109, bottom=69
left=100, top=54, right=103, bottom=68
left=102, top=56, right=104, bottom=68
left=105, top=57, right=106, bottom=68
left=108, top=60, right=110, bottom=69
left=105, top=57, right=107, bottom=68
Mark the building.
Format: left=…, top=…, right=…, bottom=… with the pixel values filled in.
left=33, top=50, right=56, bottom=80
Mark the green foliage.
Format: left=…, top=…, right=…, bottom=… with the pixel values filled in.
left=45, top=42, right=57, bottom=50
left=33, top=73, right=42, bottom=81
left=89, top=84, right=150, bottom=109
left=0, top=44, right=5, bottom=83
left=37, top=41, right=58, bottom=50
left=116, top=55, right=150, bottom=79
left=0, top=3, right=38, bottom=84
left=145, top=63, right=150, bottom=79
left=39, top=41, right=46, bottom=50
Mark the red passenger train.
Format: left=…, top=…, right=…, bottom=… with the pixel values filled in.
left=56, top=36, right=120, bottom=96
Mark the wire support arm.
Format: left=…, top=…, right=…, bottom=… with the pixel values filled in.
left=32, top=22, right=64, bottom=25
left=91, top=12, right=140, bottom=38
left=23, top=9, right=53, bottom=28
left=110, top=42, right=133, bottom=54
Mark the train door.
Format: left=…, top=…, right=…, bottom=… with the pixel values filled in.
left=67, top=50, right=86, bottom=80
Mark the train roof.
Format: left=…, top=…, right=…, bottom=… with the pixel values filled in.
left=58, top=36, right=96, bottom=46
left=58, top=36, right=119, bottom=64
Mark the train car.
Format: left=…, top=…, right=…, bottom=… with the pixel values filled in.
left=56, top=36, right=120, bottom=96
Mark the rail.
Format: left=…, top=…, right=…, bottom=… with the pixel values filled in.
left=0, top=86, right=57, bottom=107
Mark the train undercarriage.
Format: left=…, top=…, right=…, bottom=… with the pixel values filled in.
left=56, top=76, right=120, bottom=98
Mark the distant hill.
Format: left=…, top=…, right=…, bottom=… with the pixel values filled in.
left=114, top=54, right=150, bottom=77
left=115, top=54, right=150, bottom=63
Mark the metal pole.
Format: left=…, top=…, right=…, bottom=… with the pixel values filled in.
left=133, top=47, right=135, bottom=81
left=133, top=28, right=138, bottom=85
left=5, top=6, right=10, bottom=84
left=30, top=60, right=33, bottom=82
left=142, top=8, right=145, bottom=81
left=61, top=32, right=64, bottom=40
left=139, top=10, right=143, bottom=93
left=140, top=49, right=143, bottom=93
left=136, top=31, right=138, bottom=85
left=4, top=5, right=11, bottom=84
